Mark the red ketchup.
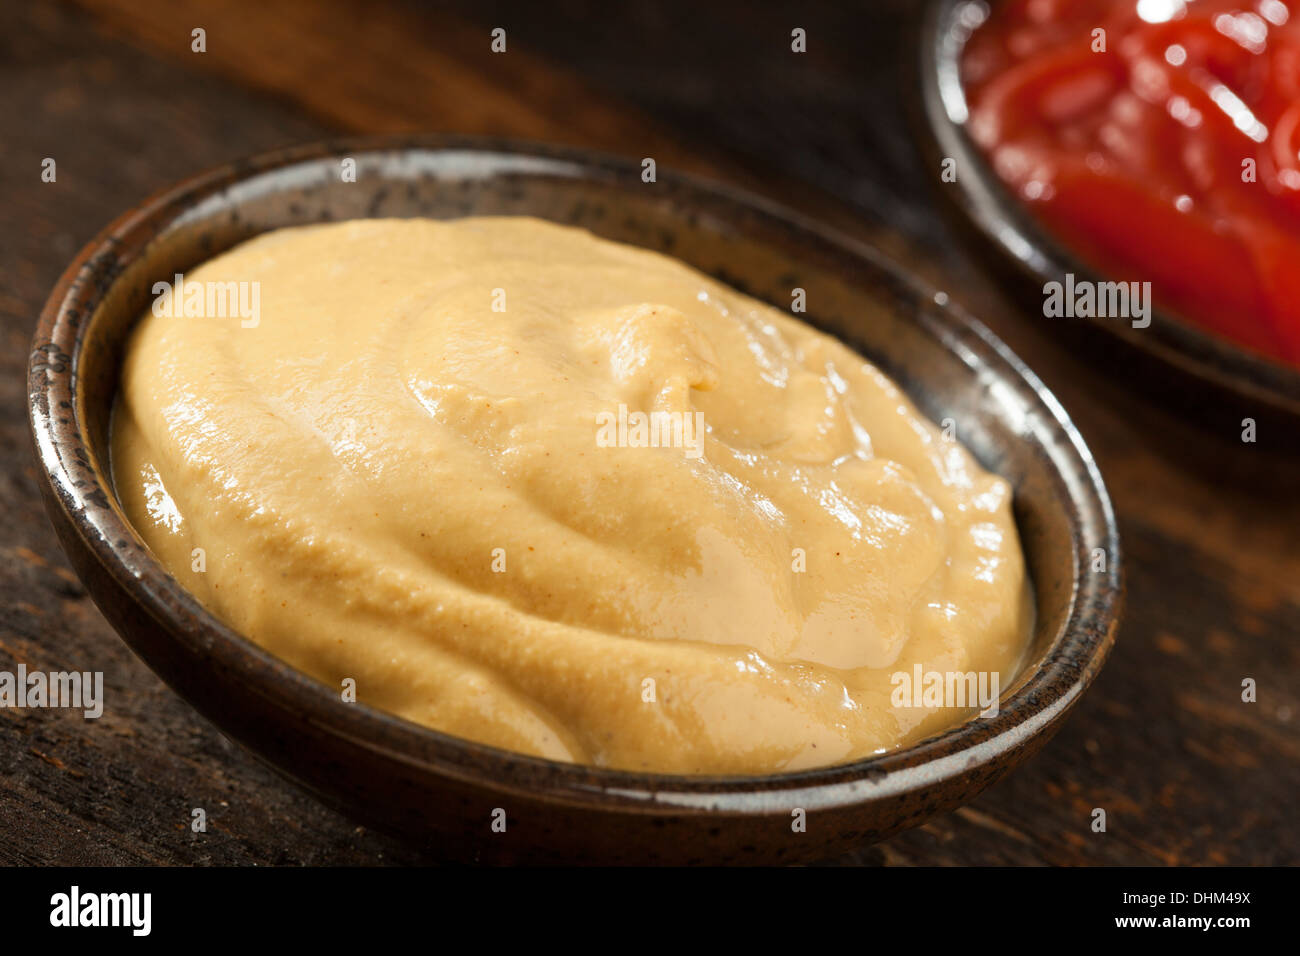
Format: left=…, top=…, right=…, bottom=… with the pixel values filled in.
left=962, top=0, right=1300, bottom=365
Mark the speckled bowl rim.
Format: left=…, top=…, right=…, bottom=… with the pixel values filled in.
left=29, top=134, right=1122, bottom=815
left=917, top=0, right=1300, bottom=419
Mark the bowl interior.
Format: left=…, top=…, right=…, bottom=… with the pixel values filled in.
left=918, top=0, right=1300, bottom=417
left=38, top=138, right=1119, bottom=800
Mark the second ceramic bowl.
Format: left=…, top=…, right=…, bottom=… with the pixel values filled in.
left=29, top=136, right=1121, bottom=864
left=915, top=0, right=1300, bottom=426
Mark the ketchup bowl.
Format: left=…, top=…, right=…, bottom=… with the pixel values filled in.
left=916, top=0, right=1300, bottom=426
left=28, top=136, right=1122, bottom=864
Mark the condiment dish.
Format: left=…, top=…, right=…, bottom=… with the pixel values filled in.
left=914, top=0, right=1300, bottom=426
left=29, top=136, right=1122, bottom=864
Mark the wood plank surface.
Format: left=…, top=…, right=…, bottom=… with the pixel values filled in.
left=1, top=0, right=1296, bottom=865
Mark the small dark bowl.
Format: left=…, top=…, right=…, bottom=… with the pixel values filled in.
left=916, top=0, right=1300, bottom=426
left=28, top=136, right=1121, bottom=864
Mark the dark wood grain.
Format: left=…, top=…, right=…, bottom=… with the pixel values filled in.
left=2, top=0, right=1297, bottom=865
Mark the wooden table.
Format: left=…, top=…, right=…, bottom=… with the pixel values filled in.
left=3, top=0, right=1296, bottom=865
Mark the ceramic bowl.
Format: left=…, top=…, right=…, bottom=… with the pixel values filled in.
left=28, top=136, right=1122, bottom=864
left=915, top=0, right=1300, bottom=426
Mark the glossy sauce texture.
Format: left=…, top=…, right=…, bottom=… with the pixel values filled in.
left=963, top=0, right=1300, bottom=365
left=112, top=217, right=1032, bottom=774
